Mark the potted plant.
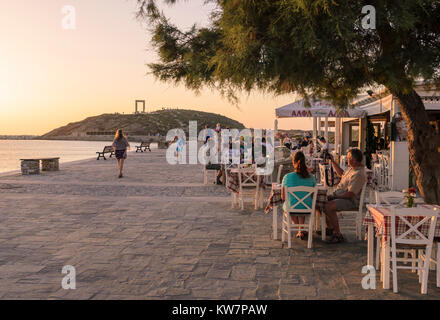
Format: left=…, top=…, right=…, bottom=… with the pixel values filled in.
left=402, top=188, right=417, bottom=208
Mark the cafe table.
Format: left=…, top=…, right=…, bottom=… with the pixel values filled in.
left=264, top=183, right=328, bottom=240
left=363, top=204, right=440, bottom=289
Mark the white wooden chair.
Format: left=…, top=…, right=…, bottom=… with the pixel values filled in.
left=318, top=163, right=335, bottom=192
left=276, top=164, right=284, bottom=183
left=225, top=163, right=236, bottom=186
left=320, top=182, right=367, bottom=241
left=340, top=155, right=347, bottom=171
left=203, top=153, right=218, bottom=185
left=420, top=241, right=440, bottom=288
left=203, top=166, right=218, bottom=185
left=237, top=164, right=260, bottom=211
left=416, top=240, right=440, bottom=289
left=373, top=163, right=383, bottom=190
left=373, top=190, right=409, bottom=270
left=389, top=206, right=438, bottom=294
left=282, top=186, right=318, bottom=249
left=319, top=163, right=326, bottom=186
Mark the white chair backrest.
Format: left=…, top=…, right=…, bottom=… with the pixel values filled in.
left=238, top=163, right=256, bottom=170
left=340, top=155, right=347, bottom=170
left=374, top=190, right=405, bottom=206
left=238, top=165, right=258, bottom=188
left=276, top=164, right=284, bottom=184
left=357, top=182, right=368, bottom=213
left=390, top=206, right=438, bottom=246
left=284, top=186, right=318, bottom=214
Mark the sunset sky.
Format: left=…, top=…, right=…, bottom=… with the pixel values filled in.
left=0, top=0, right=310, bottom=135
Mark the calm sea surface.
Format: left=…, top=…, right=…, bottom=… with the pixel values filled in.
left=0, top=140, right=117, bottom=173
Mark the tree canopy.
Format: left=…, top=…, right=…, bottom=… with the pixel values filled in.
left=137, top=0, right=440, bottom=106
left=137, top=0, right=440, bottom=203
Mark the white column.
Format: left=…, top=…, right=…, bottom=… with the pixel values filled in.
left=335, top=117, right=340, bottom=156
left=390, top=98, right=409, bottom=191
left=274, top=119, right=278, bottom=146
left=317, top=117, right=322, bottom=137
left=312, top=117, right=317, bottom=149
left=324, top=117, right=329, bottom=142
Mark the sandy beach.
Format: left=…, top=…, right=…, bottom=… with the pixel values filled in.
left=0, top=150, right=439, bottom=299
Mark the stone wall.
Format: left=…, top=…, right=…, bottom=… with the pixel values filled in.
left=21, top=160, right=40, bottom=175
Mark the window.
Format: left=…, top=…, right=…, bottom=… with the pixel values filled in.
left=349, top=124, right=359, bottom=148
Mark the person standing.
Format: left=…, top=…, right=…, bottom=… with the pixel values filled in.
left=204, top=125, right=213, bottom=144
left=112, top=129, right=130, bottom=178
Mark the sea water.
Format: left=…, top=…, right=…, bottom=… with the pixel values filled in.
left=0, top=140, right=118, bottom=173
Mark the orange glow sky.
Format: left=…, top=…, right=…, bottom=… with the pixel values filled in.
left=0, top=0, right=311, bottom=135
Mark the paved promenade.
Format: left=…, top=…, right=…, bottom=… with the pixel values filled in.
left=0, top=150, right=439, bottom=299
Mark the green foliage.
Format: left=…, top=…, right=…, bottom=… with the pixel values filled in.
left=365, top=118, right=377, bottom=169
left=137, top=0, right=440, bottom=106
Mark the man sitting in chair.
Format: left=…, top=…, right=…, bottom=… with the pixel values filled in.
left=319, top=148, right=366, bottom=244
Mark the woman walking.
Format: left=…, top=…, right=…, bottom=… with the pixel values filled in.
left=112, top=129, right=130, bottom=178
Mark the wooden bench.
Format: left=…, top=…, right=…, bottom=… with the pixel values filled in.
left=96, top=146, right=115, bottom=160
left=20, top=157, right=60, bottom=175
left=135, top=141, right=152, bottom=153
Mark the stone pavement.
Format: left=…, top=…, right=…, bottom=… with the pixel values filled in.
left=0, top=150, right=439, bottom=299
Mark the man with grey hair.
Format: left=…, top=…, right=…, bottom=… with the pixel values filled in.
left=318, top=148, right=366, bottom=243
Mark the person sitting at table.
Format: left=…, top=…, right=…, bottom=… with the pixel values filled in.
left=299, top=136, right=310, bottom=148
left=281, top=151, right=317, bottom=240
left=283, top=135, right=292, bottom=149
left=319, top=148, right=366, bottom=244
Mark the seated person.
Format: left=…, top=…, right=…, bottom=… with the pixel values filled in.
left=299, top=136, right=310, bottom=148
left=318, top=137, right=330, bottom=160
left=283, top=136, right=292, bottom=149
left=318, top=148, right=366, bottom=243
left=281, top=151, right=317, bottom=240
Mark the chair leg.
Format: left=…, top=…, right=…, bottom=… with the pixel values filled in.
left=356, top=212, right=361, bottom=240
left=281, top=213, right=287, bottom=242
left=411, top=249, right=416, bottom=273
left=307, top=215, right=314, bottom=249
left=436, top=244, right=440, bottom=288
left=422, top=246, right=434, bottom=294
left=380, top=244, right=384, bottom=282
left=287, top=214, right=292, bottom=248
left=392, top=246, right=398, bottom=293
left=376, top=237, right=381, bottom=270
left=418, top=249, right=423, bottom=284
left=321, top=214, right=326, bottom=241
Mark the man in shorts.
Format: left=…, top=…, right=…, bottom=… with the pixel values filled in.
left=320, top=148, right=366, bottom=243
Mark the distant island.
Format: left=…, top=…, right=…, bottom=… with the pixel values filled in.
left=0, top=135, right=39, bottom=140
left=40, top=109, right=246, bottom=142
left=0, top=108, right=333, bottom=142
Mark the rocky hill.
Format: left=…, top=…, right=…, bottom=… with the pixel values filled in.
left=41, top=109, right=245, bottom=139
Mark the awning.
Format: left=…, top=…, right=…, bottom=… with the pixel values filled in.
left=275, top=99, right=366, bottom=118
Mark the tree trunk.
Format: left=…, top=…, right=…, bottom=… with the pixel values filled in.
left=391, top=89, right=440, bottom=205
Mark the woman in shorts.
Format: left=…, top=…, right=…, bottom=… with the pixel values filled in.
left=112, top=129, right=130, bottom=178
